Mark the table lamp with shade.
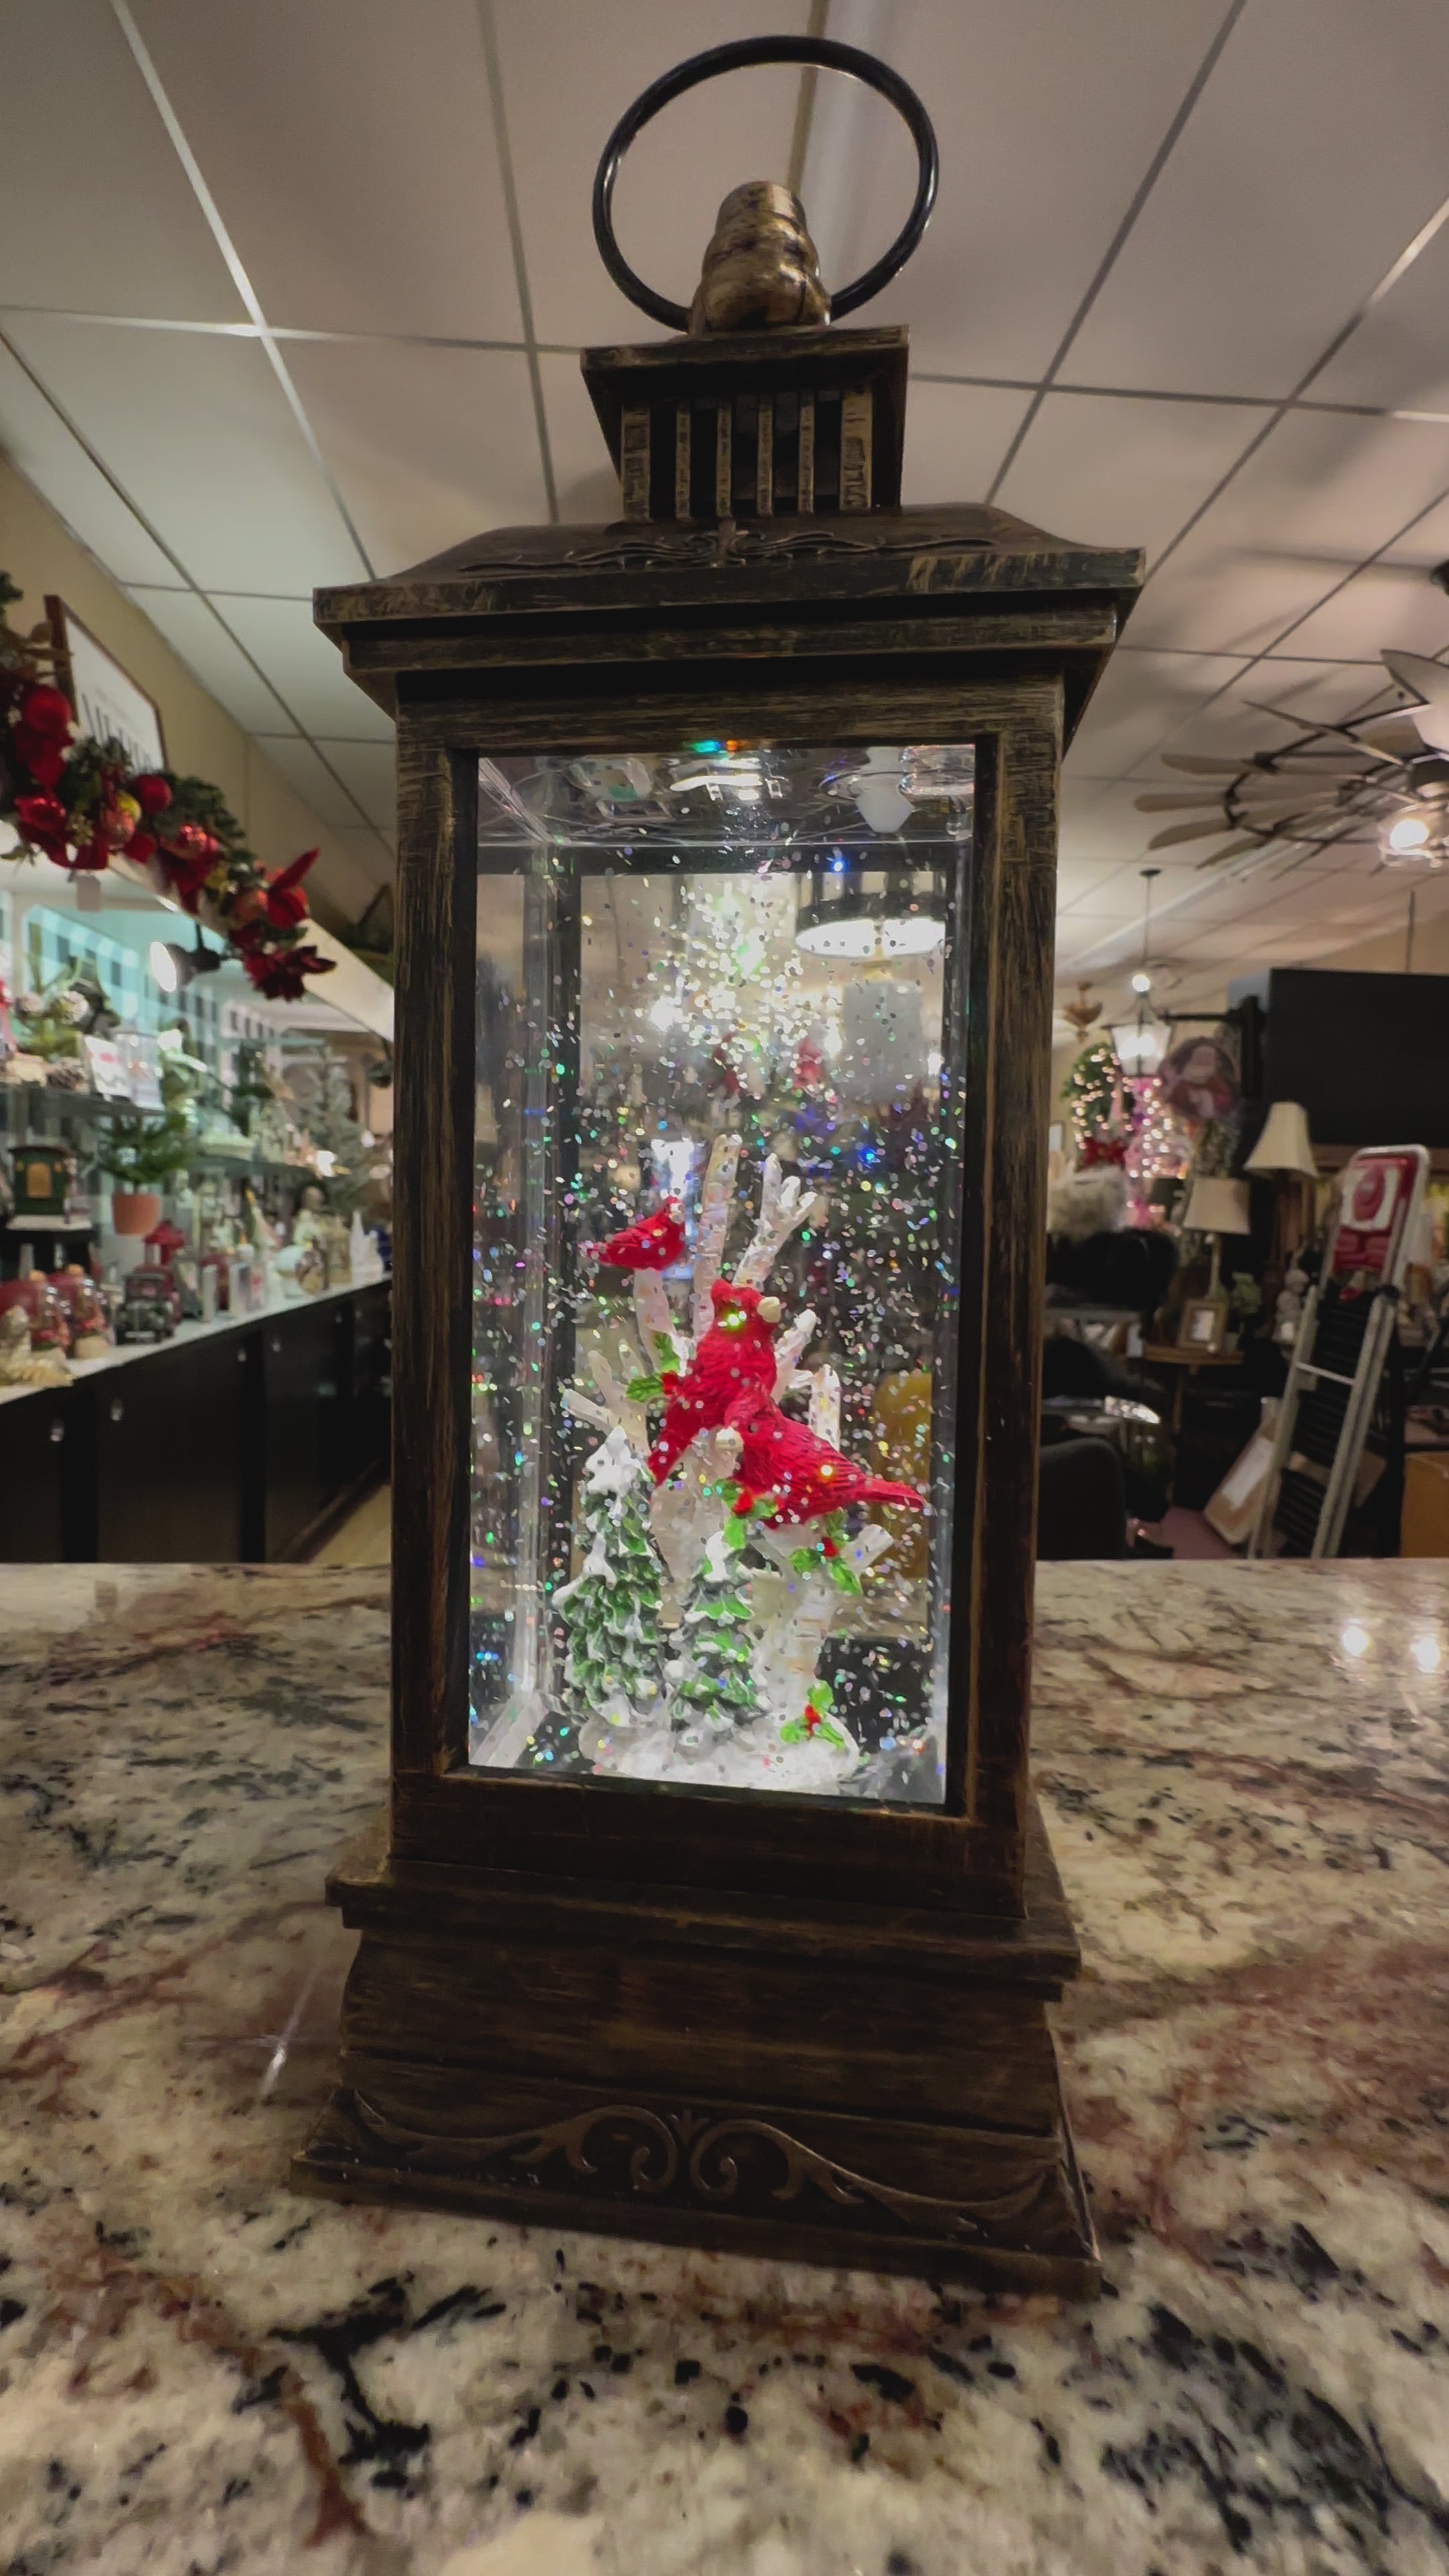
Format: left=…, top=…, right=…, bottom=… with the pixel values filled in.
left=1244, top=1100, right=1318, bottom=1266
left=1179, top=1175, right=1252, bottom=1348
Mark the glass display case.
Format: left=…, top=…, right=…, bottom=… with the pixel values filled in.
left=298, top=37, right=1142, bottom=2292
left=468, top=740, right=973, bottom=1803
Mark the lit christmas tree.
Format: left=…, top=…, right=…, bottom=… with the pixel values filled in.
left=556, top=1428, right=667, bottom=1725
left=1064, top=1034, right=1124, bottom=1157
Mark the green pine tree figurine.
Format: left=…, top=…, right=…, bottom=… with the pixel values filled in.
left=556, top=1428, right=667, bottom=1726
left=669, top=1498, right=769, bottom=1739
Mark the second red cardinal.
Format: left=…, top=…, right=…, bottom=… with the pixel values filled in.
left=725, top=1389, right=924, bottom=1524
left=593, top=1198, right=686, bottom=1271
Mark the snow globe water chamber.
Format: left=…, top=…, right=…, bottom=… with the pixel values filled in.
left=297, top=38, right=1141, bottom=2290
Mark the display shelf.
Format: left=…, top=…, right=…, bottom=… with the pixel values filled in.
left=0, top=1274, right=391, bottom=1564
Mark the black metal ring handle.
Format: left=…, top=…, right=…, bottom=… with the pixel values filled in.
left=592, top=37, right=938, bottom=333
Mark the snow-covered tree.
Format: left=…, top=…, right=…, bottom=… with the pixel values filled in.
left=555, top=1428, right=667, bottom=1725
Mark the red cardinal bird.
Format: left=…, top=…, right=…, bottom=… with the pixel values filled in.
left=593, top=1198, right=686, bottom=1272
left=647, top=1281, right=781, bottom=1483
left=726, top=1390, right=924, bottom=1525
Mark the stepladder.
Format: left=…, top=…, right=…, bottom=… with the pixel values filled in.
left=1250, top=1146, right=1428, bottom=1561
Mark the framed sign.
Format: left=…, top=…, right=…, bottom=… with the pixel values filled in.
left=46, top=596, right=166, bottom=773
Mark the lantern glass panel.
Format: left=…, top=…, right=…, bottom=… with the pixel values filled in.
left=468, top=741, right=975, bottom=1805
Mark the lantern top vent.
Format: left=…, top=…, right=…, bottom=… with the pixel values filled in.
left=584, top=36, right=938, bottom=524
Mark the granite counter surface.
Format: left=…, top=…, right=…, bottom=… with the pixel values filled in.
left=1, top=1560, right=1446, bottom=2575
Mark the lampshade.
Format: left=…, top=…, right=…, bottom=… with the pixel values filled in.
left=1244, top=1100, right=1316, bottom=1177
left=1183, top=1175, right=1251, bottom=1235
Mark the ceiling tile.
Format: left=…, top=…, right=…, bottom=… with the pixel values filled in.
left=260, top=737, right=376, bottom=835
left=1275, top=528, right=1449, bottom=663
left=1067, top=0, right=1449, bottom=398
left=1067, top=649, right=1250, bottom=774
left=0, top=339, right=178, bottom=588
left=996, top=392, right=1272, bottom=564
left=0, top=0, right=244, bottom=321
left=3, top=317, right=366, bottom=591
left=314, top=742, right=396, bottom=832
left=286, top=339, right=547, bottom=574
left=130, top=0, right=523, bottom=339
left=213, top=595, right=395, bottom=741
left=541, top=354, right=621, bottom=523
left=902, top=383, right=1034, bottom=507
left=804, top=0, right=1228, bottom=381
left=1310, top=217, right=1449, bottom=417
left=496, top=0, right=814, bottom=350
left=1128, top=411, right=1449, bottom=657
left=125, top=588, right=298, bottom=736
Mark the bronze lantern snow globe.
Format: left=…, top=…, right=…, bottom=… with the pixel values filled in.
left=297, top=38, right=1141, bottom=2293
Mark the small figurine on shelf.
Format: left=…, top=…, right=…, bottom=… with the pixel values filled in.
left=0, top=1303, right=68, bottom=1388
left=115, top=1266, right=177, bottom=1344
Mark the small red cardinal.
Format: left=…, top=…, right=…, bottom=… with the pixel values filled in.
left=647, top=1280, right=781, bottom=1484
left=593, top=1198, right=686, bottom=1272
left=726, top=1390, right=924, bottom=1525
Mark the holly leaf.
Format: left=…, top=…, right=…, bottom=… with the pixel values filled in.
left=788, top=1547, right=815, bottom=1574
left=779, top=1719, right=807, bottom=1746
left=818, top=1719, right=847, bottom=1750
left=808, top=1678, right=835, bottom=1711
left=652, top=1331, right=677, bottom=1361
left=826, top=1559, right=862, bottom=1596
left=722, top=1515, right=749, bottom=1553
left=625, top=1373, right=663, bottom=1403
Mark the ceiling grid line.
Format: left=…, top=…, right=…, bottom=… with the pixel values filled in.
left=0, top=322, right=394, bottom=880
left=474, top=0, right=559, bottom=525
left=107, top=0, right=376, bottom=583
left=983, top=0, right=1249, bottom=504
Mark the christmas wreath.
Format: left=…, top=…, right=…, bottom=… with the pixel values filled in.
left=1, top=574, right=333, bottom=1002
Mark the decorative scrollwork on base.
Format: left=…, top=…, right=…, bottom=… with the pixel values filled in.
left=349, top=2092, right=1059, bottom=2245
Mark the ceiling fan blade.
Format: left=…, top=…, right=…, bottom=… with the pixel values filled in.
left=1159, top=753, right=1254, bottom=775
left=1355, top=713, right=1424, bottom=758
left=1134, top=789, right=1229, bottom=810
left=1380, top=647, right=1449, bottom=751
left=1146, top=817, right=1254, bottom=850
left=1193, top=834, right=1277, bottom=869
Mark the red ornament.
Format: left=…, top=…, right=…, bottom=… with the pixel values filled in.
left=724, top=1391, right=924, bottom=1525
left=594, top=1198, right=685, bottom=1272
left=646, top=1282, right=780, bottom=1485
left=1079, top=1136, right=1127, bottom=1169
left=17, top=684, right=72, bottom=741
left=131, top=773, right=172, bottom=816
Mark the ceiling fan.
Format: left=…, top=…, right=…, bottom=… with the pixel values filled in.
left=1134, top=614, right=1449, bottom=875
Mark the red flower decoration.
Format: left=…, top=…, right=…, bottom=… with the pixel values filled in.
left=241, top=944, right=334, bottom=1001
left=262, top=846, right=318, bottom=931
left=13, top=792, right=69, bottom=859
left=131, top=773, right=172, bottom=816
left=126, top=830, right=156, bottom=864
left=12, top=724, right=67, bottom=788
left=17, top=684, right=72, bottom=741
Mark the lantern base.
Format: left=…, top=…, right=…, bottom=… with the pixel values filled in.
left=294, top=1801, right=1099, bottom=2297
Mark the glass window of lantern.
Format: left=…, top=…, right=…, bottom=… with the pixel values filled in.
left=469, top=739, right=973, bottom=1805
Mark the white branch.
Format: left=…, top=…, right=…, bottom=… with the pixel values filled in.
left=690, top=1132, right=742, bottom=1344
left=588, top=1346, right=649, bottom=1457
left=808, top=1363, right=841, bottom=1448
left=733, top=1152, right=818, bottom=1290
left=752, top=1521, right=894, bottom=1720
left=772, top=1305, right=817, bottom=1394
left=633, top=1269, right=684, bottom=1373
left=561, top=1386, right=612, bottom=1433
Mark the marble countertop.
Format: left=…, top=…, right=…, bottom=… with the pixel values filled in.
left=1, top=1558, right=1447, bottom=2575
